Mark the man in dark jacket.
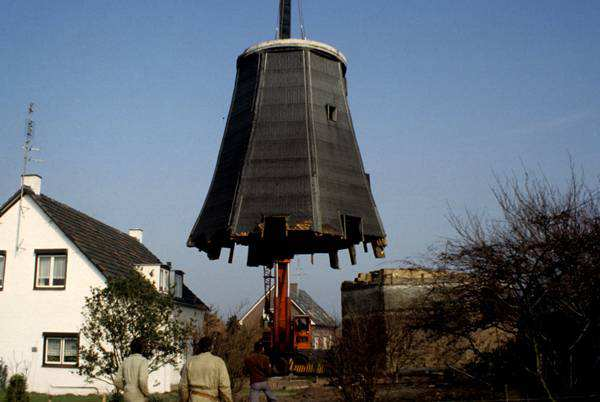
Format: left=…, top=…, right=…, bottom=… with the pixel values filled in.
left=243, top=342, right=277, bottom=402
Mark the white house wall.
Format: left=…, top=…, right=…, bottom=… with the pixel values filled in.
left=169, top=305, right=205, bottom=389
left=0, top=196, right=109, bottom=394
left=0, top=195, right=201, bottom=395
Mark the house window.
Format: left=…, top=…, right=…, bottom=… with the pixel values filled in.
left=0, top=251, right=5, bottom=290
left=159, top=268, right=170, bottom=293
left=35, top=250, right=67, bottom=289
left=174, top=273, right=183, bottom=299
left=326, top=104, right=338, bottom=122
left=323, top=336, right=331, bottom=350
left=43, top=333, right=79, bottom=367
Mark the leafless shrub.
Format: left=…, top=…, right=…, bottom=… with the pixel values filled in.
left=327, top=310, right=387, bottom=402
left=413, top=166, right=600, bottom=401
left=202, top=305, right=261, bottom=397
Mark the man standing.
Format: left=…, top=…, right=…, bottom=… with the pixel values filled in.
left=244, top=342, right=277, bottom=402
left=114, top=338, right=150, bottom=402
left=179, top=337, right=232, bottom=402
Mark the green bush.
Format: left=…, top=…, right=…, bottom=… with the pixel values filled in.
left=6, top=374, right=29, bottom=402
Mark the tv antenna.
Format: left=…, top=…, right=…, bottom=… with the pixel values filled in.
left=291, top=257, right=307, bottom=281
left=15, top=103, right=42, bottom=252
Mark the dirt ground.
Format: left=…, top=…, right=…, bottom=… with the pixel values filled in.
left=233, top=375, right=502, bottom=402
left=235, top=380, right=432, bottom=402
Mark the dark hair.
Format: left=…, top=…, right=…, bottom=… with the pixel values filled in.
left=130, top=338, right=145, bottom=355
left=254, top=341, right=264, bottom=352
left=194, top=336, right=213, bottom=354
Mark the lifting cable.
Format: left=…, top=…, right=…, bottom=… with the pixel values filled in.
left=297, top=0, right=307, bottom=39
left=275, top=0, right=307, bottom=40
left=274, top=0, right=280, bottom=39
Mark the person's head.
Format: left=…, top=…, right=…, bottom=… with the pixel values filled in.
left=194, top=336, right=213, bottom=355
left=130, top=338, right=145, bottom=356
left=254, top=341, right=264, bottom=353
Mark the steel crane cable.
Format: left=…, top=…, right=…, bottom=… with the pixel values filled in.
left=274, top=0, right=280, bottom=39
left=297, top=0, right=307, bottom=39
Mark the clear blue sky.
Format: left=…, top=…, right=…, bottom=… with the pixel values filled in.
left=1, top=1, right=599, bottom=316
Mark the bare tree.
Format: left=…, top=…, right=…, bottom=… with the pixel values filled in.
left=414, top=168, right=600, bottom=401
left=328, top=312, right=387, bottom=402
left=202, top=306, right=261, bottom=397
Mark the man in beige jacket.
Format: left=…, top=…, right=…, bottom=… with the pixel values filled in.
left=114, top=338, right=150, bottom=402
left=179, top=337, right=232, bottom=402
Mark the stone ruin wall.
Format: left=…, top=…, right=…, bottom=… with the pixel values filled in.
left=341, top=268, right=456, bottom=372
left=342, top=268, right=440, bottom=316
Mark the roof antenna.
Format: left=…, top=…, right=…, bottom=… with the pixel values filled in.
left=292, top=257, right=306, bottom=281
left=15, top=103, right=42, bottom=252
left=21, top=103, right=41, bottom=180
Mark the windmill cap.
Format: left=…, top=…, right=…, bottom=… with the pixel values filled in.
left=241, top=39, right=348, bottom=66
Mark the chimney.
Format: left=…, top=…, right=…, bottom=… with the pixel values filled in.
left=290, top=283, right=299, bottom=298
left=128, top=229, right=143, bottom=243
left=22, top=174, right=42, bottom=195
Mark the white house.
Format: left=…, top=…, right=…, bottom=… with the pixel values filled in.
left=0, top=175, right=208, bottom=395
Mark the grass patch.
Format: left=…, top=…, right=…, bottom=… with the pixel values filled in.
left=0, top=389, right=299, bottom=402
left=0, top=391, right=180, bottom=402
left=30, top=393, right=103, bottom=402
left=236, top=386, right=302, bottom=398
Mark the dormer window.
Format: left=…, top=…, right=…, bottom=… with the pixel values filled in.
left=173, top=271, right=183, bottom=299
left=159, top=267, right=170, bottom=293
left=34, top=250, right=67, bottom=290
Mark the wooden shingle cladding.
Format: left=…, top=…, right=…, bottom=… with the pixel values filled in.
left=188, top=40, right=386, bottom=268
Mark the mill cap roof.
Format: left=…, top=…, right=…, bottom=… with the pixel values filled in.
left=241, top=39, right=348, bottom=66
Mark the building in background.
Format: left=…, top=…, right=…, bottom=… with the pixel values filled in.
left=0, top=175, right=207, bottom=395
left=239, top=283, right=336, bottom=350
left=341, top=268, right=441, bottom=318
left=341, top=268, right=450, bottom=373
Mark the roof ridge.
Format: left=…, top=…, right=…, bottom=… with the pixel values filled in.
left=25, top=190, right=161, bottom=278
left=35, top=192, right=156, bottom=254
left=0, top=187, right=33, bottom=216
left=0, top=187, right=207, bottom=310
